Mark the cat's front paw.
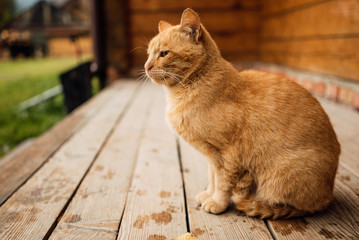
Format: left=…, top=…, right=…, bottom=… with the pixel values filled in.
left=202, top=197, right=228, bottom=214
left=195, top=191, right=211, bottom=206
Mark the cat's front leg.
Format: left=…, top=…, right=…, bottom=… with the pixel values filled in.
left=201, top=166, right=241, bottom=214
left=195, top=163, right=215, bottom=205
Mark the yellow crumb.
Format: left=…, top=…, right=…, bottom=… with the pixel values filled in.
left=173, top=233, right=198, bottom=240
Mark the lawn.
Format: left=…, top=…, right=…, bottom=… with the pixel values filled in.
left=0, top=57, right=96, bottom=157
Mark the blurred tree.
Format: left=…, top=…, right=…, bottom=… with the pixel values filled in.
left=0, top=0, right=16, bottom=29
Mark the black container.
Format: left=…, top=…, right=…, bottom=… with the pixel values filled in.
left=60, top=61, right=92, bottom=113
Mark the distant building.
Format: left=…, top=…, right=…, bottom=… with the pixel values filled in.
left=0, top=0, right=92, bottom=59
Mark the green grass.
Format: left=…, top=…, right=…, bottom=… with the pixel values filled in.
left=0, top=57, right=91, bottom=157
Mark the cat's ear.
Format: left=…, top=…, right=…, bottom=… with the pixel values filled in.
left=180, top=8, right=202, bottom=43
left=158, top=21, right=172, bottom=32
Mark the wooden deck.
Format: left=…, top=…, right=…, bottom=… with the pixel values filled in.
left=0, top=80, right=358, bottom=240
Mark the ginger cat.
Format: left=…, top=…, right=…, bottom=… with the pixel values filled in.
left=145, top=8, right=340, bottom=219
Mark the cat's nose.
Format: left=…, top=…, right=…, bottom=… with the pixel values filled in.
left=144, top=60, right=153, bottom=73
left=145, top=66, right=152, bottom=72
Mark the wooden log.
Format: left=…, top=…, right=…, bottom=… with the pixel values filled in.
left=261, top=0, right=328, bottom=16
left=130, top=32, right=258, bottom=66
left=129, top=0, right=259, bottom=11
left=261, top=0, right=359, bottom=38
left=104, top=0, right=129, bottom=72
left=131, top=51, right=258, bottom=68
left=49, top=82, right=153, bottom=239
left=260, top=38, right=359, bottom=82
left=0, top=81, right=138, bottom=239
left=0, top=83, right=122, bottom=206
left=117, top=85, right=187, bottom=239
left=130, top=10, right=259, bottom=34
left=179, top=140, right=273, bottom=239
left=130, top=32, right=258, bottom=53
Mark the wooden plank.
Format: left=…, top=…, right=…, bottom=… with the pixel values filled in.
left=213, top=33, right=258, bottom=53
left=179, top=140, right=273, bottom=239
left=320, top=99, right=359, bottom=173
left=261, top=0, right=359, bottom=38
left=267, top=180, right=359, bottom=239
left=261, top=0, right=329, bottom=16
left=104, top=0, right=129, bottom=72
left=0, top=83, right=122, bottom=206
left=49, top=83, right=153, bottom=239
left=131, top=50, right=257, bottom=67
left=130, top=32, right=258, bottom=66
left=260, top=38, right=359, bottom=82
left=129, top=0, right=259, bottom=11
left=131, top=32, right=258, bottom=53
left=337, top=164, right=359, bottom=198
left=117, top=85, right=187, bottom=240
left=0, top=81, right=138, bottom=239
left=130, top=10, right=259, bottom=34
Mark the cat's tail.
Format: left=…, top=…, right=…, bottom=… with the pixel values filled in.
left=232, top=194, right=307, bottom=219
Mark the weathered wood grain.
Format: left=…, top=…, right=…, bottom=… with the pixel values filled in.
left=337, top=164, right=359, bottom=198
left=132, top=51, right=257, bottom=67
left=104, top=0, right=129, bottom=72
left=179, top=140, right=273, bottom=240
left=261, top=0, right=359, bottom=38
left=130, top=31, right=258, bottom=66
left=131, top=32, right=258, bottom=53
left=0, top=80, right=359, bottom=239
left=129, top=0, right=259, bottom=11
left=130, top=10, right=259, bottom=34
left=260, top=38, right=359, bottom=82
left=0, top=83, right=122, bottom=206
left=48, top=83, right=153, bottom=239
left=0, top=81, right=138, bottom=239
left=261, top=0, right=330, bottom=16
left=117, top=85, right=187, bottom=240
left=268, top=181, right=359, bottom=239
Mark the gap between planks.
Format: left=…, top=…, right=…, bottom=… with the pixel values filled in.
left=46, top=81, right=143, bottom=239
left=117, top=85, right=187, bottom=240
left=48, top=82, right=155, bottom=239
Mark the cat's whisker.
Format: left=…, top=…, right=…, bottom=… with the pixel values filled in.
left=135, top=73, right=151, bottom=94
left=136, top=71, right=147, bottom=77
left=136, top=71, right=150, bottom=86
left=130, top=46, right=146, bottom=54
left=161, top=75, right=169, bottom=86
left=164, top=73, right=188, bottom=90
left=163, top=69, right=193, bottom=83
left=164, top=71, right=192, bottom=88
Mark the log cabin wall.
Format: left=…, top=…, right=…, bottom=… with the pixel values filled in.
left=259, top=0, right=359, bottom=83
left=101, top=0, right=359, bottom=84
left=128, top=0, right=260, bottom=67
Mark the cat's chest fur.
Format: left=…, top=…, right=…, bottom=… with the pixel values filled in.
left=165, top=90, right=239, bottom=155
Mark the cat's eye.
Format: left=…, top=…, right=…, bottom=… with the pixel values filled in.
left=160, top=51, right=169, bottom=57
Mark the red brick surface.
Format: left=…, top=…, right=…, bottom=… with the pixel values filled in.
left=302, top=80, right=314, bottom=91
left=339, top=88, right=355, bottom=105
left=313, top=82, right=326, bottom=97
left=234, top=65, right=359, bottom=111
left=326, top=84, right=340, bottom=101
left=352, top=93, right=359, bottom=109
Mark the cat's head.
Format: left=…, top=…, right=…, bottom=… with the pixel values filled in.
left=145, top=8, right=218, bottom=87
